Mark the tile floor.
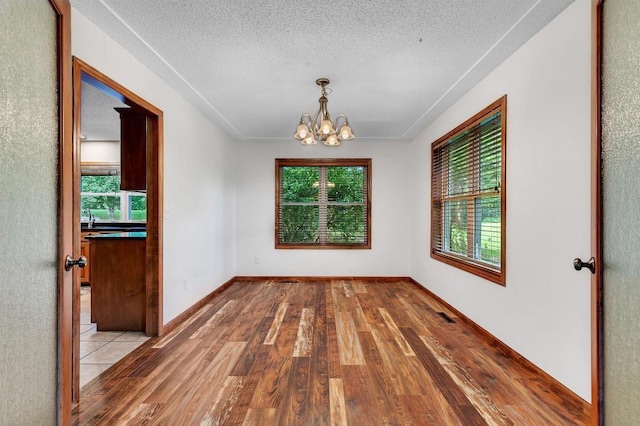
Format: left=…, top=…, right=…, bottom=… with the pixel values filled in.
left=80, top=286, right=150, bottom=388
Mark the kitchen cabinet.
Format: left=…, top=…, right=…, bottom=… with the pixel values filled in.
left=115, top=107, right=146, bottom=191
left=80, top=240, right=90, bottom=284
left=80, top=230, right=110, bottom=284
left=88, top=233, right=146, bottom=332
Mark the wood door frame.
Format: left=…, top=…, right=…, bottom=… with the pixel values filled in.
left=591, top=0, right=604, bottom=424
left=54, top=0, right=73, bottom=423
left=70, top=57, right=164, bottom=402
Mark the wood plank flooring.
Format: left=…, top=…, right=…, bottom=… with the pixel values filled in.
left=73, top=278, right=591, bottom=425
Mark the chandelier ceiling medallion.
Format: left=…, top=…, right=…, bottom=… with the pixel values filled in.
left=294, top=78, right=355, bottom=146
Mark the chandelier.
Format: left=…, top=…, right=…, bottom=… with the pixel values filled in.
left=294, top=78, right=355, bottom=146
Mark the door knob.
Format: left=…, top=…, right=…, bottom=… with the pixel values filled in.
left=65, top=255, right=87, bottom=271
left=573, top=257, right=595, bottom=274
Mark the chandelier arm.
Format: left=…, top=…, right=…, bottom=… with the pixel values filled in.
left=325, top=110, right=334, bottom=129
left=311, top=107, right=323, bottom=136
left=318, top=96, right=336, bottom=136
left=320, top=97, right=331, bottom=122
left=334, top=114, right=348, bottom=128
left=300, top=113, right=313, bottom=127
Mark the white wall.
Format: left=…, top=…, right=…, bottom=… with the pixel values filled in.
left=235, top=140, right=411, bottom=277
left=409, top=0, right=592, bottom=401
left=80, top=140, right=120, bottom=163
left=72, top=9, right=237, bottom=324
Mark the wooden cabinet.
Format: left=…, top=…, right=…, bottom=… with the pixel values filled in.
left=80, top=240, right=90, bottom=284
left=116, top=107, right=147, bottom=191
left=80, top=230, right=107, bottom=284
left=90, top=236, right=146, bottom=332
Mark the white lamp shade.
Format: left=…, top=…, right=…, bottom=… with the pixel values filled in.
left=324, top=134, right=340, bottom=146
left=301, top=134, right=317, bottom=145
left=338, top=124, right=355, bottom=140
left=294, top=123, right=309, bottom=140
left=319, top=119, right=334, bottom=135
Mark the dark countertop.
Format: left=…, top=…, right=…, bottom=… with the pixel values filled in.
left=85, top=231, right=146, bottom=239
left=81, top=222, right=146, bottom=233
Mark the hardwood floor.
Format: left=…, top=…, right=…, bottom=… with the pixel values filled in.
left=73, top=278, right=590, bottom=425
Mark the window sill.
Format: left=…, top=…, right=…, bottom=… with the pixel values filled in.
left=276, top=243, right=371, bottom=250
left=431, top=250, right=504, bottom=286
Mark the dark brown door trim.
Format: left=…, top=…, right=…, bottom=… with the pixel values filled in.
left=70, top=57, right=164, bottom=402
left=591, top=0, right=604, bottom=424
left=53, top=0, right=73, bottom=423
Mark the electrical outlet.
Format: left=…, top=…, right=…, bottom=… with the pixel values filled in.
left=254, top=256, right=260, bottom=264
left=182, top=280, right=188, bottom=290
left=165, top=208, right=170, bottom=220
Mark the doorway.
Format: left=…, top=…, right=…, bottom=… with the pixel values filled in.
left=71, top=57, right=164, bottom=401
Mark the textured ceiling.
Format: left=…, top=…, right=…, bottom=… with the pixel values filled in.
left=71, top=0, right=574, bottom=143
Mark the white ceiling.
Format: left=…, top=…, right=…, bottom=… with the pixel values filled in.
left=71, top=0, right=574, bottom=143
left=80, top=80, right=126, bottom=141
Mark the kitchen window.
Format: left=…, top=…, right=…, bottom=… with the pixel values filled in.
left=276, top=158, right=371, bottom=249
left=431, top=96, right=506, bottom=285
left=81, top=163, right=146, bottom=223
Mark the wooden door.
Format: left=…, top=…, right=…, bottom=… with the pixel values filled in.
left=600, top=0, right=640, bottom=422
left=0, top=0, right=73, bottom=424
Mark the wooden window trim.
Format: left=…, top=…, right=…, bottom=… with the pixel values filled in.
left=275, top=158, right=372, bottom=249
left=430, top=96, right=507, bottom=285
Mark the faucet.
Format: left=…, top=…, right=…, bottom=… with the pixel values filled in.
left=85, top=208, right=95, bottom=228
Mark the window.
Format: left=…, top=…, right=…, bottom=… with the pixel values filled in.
left=431, top=96, right=506, bottom=285
left=276, top=158, right=371, bottom=249
left=81, top=163, right=146, bottom=223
